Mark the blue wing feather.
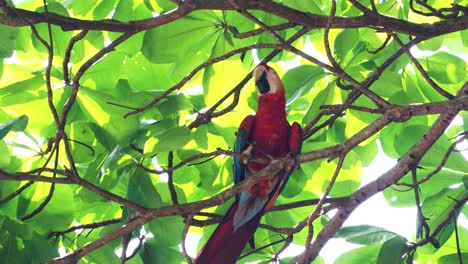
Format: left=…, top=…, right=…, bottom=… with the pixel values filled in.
left=233, top=115, right=256, bottom=187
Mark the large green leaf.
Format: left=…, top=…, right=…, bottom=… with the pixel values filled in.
left=202, top=59, right=246, bottom=107
left=281, top=167, right=308, bottom=198
left=81, top=52, right=125, bottom=90
left=334, top=244, right=381, bottom=264
left=142, top=11, right=219, bottom=63
left=77, top=86, right=140, bottom=146
left=140, top=238, right=184, bottom=263
left=334, top=28, right=359, bottom=63
left=147, top=216, right=184, bottom=246
left=0, top=140, right=11, bottom=168
left=0, top=115, right=28, bottom=140
left=421, top=186, right=467, bottom=247
left=0, top=24, right=18, bottom=58
left=127, top=168, right=162, bottom=208
left=335, top=225, right=398, bottom=245
left=422, top=51, right=466, bottom=84
left=144, top=126, right=191, bottom=155
left=93, top=0, right=118, bottom=19
left=438, top=253, right=468, bottom=264
left=63, top=0, right=97, bottom=17
left=27, top=184, right=75, bottom=233
left=33, top=3, right=73, bottom=57
left=377, top=235, right=407, bottom=264
left=283, top=64, right=324, bottom=105
left=283, top=0, right=325, bottom=14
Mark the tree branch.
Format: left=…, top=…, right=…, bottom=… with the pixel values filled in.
left=297, top=82, right=468, bottom=263
left=1, top=0, right=466, bottom=38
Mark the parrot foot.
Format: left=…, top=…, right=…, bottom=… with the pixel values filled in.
left=240, top=145, right=253, bottom=164
left=287, top=152, right=301, bottom=170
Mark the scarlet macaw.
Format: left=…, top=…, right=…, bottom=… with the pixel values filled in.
left=194, top=63, right=302, bottom=264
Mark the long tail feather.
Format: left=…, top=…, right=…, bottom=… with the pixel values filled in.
left=194, top=202, right=261, bottom=264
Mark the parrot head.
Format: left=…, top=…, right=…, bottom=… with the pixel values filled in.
left=253, top=63, right=284, bottom=95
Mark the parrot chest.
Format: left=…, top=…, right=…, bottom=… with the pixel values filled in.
left=249, top=116, right=289, bottom=171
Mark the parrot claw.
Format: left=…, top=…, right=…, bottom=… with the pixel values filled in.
left=287, top=152, right=300, bottom=169
left=240, top=145, right=253, bottom=164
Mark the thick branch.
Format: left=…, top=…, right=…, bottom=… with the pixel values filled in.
left=297, top=83, right=468, bottom=263
left=0, top=0, right=466, bottom=38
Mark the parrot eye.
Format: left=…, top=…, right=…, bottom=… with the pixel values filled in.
left=255, top=71, right=270, bottom=94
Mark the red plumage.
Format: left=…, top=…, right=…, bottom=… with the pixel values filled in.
left=195, top=64, right=302, bottom=264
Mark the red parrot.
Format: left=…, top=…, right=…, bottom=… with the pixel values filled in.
left=194, top=63, right=302, bottom=264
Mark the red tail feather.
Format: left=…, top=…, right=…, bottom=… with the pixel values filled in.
left=194, top=201, right=261, bottom=264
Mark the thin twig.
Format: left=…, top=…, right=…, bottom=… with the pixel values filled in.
left=167, top=151, right=179, bottom=205
left=411, top=169, right=431, bottom=240
left=390, top=32, right=454, bottom=99
left=21, top=145, right=59, bottom=221
left=367, top=34, right=391, bottom=54
left=124, top=234, right=146, bottom=262
left=182, top=214, right=194, bottom=264
left=396, top=132, right=467, bottom=187
left=50, top=218, right=122, bottom=238
left=236, top=8, right=391, bottom=109
left=302, top=154, right=345, bottom=258
left=125, top=43, right=283, bottom=118
left=0, top=181, right=34, bottom=204
left=187, top=27, right=309, bottom=129
left=63, top=30, right=88, bottom=85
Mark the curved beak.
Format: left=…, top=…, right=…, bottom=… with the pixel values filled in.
left=253, top=65, right=270, bottom=94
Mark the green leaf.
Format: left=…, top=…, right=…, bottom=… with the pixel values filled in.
left=394, top=124, right=427, bottom=156
left=334, top=28, right=359, bottom=63
left=93, top=0, right=118, bottom=19
left=438, top=253, right=468, bottom=264
left=283, top=65, right=324, bottom=105
left=64, top=0, right=97, bottom=17
left=0, top=74, right=44, bottom=97
left=302, top=83, right=333, bottom=128
left=462, top=30, right=468, bottom=47
left=95, top=145, right=121, bottom=183
left=371, top=69, right=403, bottom=98
left=141, top=11, right=218, bottom=63
left=281, top=167, right=308, bottom=198
left=25, top=232, right=59, bottom=263
left=422, top=51, right=467, bottom=84
left=203, top=59, right=245, bottom=107
left=421, top=186, right=467, bottom=247
left=77, top=86, right=140, bottom=146
left=70, top=121, right=97, bottom=163
left=0, top=115, right=28, bottom=140
left=140, top=238, right=184, bottom=263
left=377, top=235, right=407, bottom=264
left=2, top=216, right=34, bottom=240
left=418, top=36, right=444, bottom=51
left=144, top=0, right=177, bottom=13
left=33, top=3, right=72, bottom=57
left=147, top=216, right=184, bottom=246
left=122, top=53, right=174, bottom=91
left=127, top=168, right=162, bottom=208
left=27, top=184, right=75, bottom=233
left=0, top=24, right=18, bottom=58
left=177, top=148, right=218, bottom=188
left=283, top=0, right=325, bottom=14
left=81, top=52, right=125, bottom=90
left=0, top=140, right=11, bottom=168
left=144, top=126, right=191, bottom=154
left=335, top=244, right=381, bottom=264
left=335, top=225, right=398, bottom=245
